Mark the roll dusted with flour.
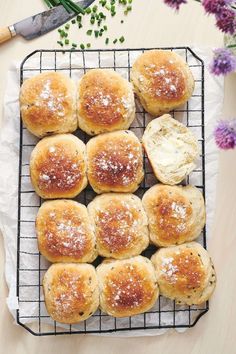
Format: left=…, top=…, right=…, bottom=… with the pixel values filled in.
left=20, top=72, right=77, bottom=137
left=30, top=134, right=87, bottom=199
left=77, top=69, right=135, bottom=135
left=151, top=242, right=216, bottom=305
left=131, top=50, right=194, bottom=116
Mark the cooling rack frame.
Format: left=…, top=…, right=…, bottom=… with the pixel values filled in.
left=17, top=47, right=208, bottom=336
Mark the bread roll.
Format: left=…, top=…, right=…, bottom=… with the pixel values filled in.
left=97, top=256, right=159, bottom=317
left=30, top=134, right=87, bottom=199
left=142, top=184, right=205, bottom=247
left=131, top=50, right=194, bottom=116
left=20, top=72, right=77, bottom=137
left=77, top=69, right=135, bottom=135
left=151, top=242, right=216, bottom=305
left=142, top=115, right=199, bottom=185
left=43, top=263, right=99, bottom=324
left=87, top=130, right=144, bottom=194
left=87, top=193, right=149, bottom=259
left=36, top=200, right=97, bottom=263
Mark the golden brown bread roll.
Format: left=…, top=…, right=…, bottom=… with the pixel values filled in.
left=30, top=134, right=87, bottom=199
left=97, top=256, right=159, bottom=317
left=20, top=72, right=77, bottom=137
left=36, top=200, right=97, bottom=263
left=87, top=193, right=149, bottom=259
left=151, top=242, right=216, bottom=305
left=131, top=50, right=194, bottom=116
left=43, top=263, right=99, bottom=324
left=142, top=115, right=199, bottom=185
left=87, top=130, right=144, bottom=194
left=77, top=69, right=135, bottom=135
left=142, top=184, right=206, bottom=247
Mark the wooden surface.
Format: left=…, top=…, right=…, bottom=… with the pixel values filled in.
left=0, top=1, right=236, bottom=353
left=0, top=27, right=12, bottom=44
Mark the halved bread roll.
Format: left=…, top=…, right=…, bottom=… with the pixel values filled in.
left=142, top=115, right=199, bottom=185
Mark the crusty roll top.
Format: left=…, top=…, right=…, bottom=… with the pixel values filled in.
left=30, top=134, right=87, bottom=199
left=97, top=256, right=159, bottom=317
left=77, top=69, right=135, bottom=135
left=151, top=242, right=216, bottom=305
left=134, top=51, right=187, bottom=101
left=131, top=50, right=195, bottom=116
left=142, top=184, right=206, bottom=247
left=87, top=193, right=149, bottom=259
left=43, top=263, right=99, bottom=324
left=87, top=130, right=144, bottom=193
left=20, top=72, right=77, bottom=137
left=36, top=200, right=97, bottom=263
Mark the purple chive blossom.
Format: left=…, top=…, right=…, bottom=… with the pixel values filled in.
left=163, top=0, right=187, bottom=10
left=214, top=120, right=236, bottom=149
left=202, top=0, right=233, bottom=15
left=210, top=48, right=236, bottom=75
left=215, top=7, right=236, bottom=34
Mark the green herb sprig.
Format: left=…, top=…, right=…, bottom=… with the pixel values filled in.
left=44, top=0, right=134, bottom=49
left=44, top=0, right=85, bottom=14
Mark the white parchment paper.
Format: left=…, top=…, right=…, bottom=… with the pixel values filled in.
left=0, top=48, right=223, bottom=336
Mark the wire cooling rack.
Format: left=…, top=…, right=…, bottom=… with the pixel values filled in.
left=17, top=47, right=207, bottom=336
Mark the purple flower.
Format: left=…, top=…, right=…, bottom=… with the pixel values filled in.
left=163, top=0, right=187, bottom=10
left=210, top=48, right=236, bottom=75
left=202, top=0, right=233, bottom=15
left=214, top=120, right=236, bottom=149
left=216, top=7, right=236, bottom=34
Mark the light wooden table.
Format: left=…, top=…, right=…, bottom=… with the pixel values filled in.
left=0, top=1, right=236, bottom=353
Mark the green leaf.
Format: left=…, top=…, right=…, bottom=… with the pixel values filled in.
left=224, top=34, right=236, bottom=55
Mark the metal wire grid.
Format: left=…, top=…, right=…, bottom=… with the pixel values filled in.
left=17, top=47, right=208, bottom=336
